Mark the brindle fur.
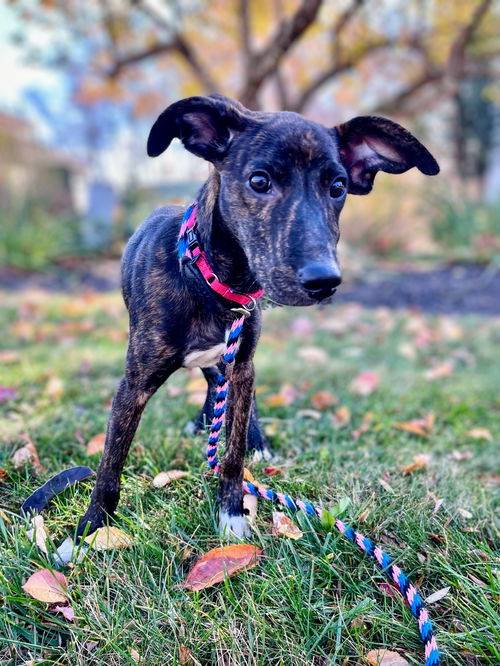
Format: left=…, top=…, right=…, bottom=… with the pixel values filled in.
left=78, top=94, right=438, bottom=538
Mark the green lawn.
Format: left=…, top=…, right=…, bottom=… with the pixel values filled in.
left=0, top=288, right=498, bottom=665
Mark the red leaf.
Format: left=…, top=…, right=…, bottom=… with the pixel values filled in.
left=181, top=544, right=262, bottom=591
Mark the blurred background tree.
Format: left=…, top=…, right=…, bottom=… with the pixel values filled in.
left=1, top=0, right=499, bottom=266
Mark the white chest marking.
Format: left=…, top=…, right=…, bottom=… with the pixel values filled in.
left=183, top=343, right=226, bottom=369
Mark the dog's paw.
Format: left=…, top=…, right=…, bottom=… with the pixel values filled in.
left=252, top=446, right=273, bottom=463
left=184, top=420, right=197, bottom=436
left=219, top=511, right=251, bottom=540
left=53, top=537, right=88, bottom=566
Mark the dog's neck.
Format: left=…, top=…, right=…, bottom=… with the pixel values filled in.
left=193, top=172, right=260, bottom=297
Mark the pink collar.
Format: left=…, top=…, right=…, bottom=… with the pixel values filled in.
left=178, top=202, right=264, bottom=309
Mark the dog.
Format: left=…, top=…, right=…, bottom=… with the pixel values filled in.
left=77, top=94, right=438, bottom=539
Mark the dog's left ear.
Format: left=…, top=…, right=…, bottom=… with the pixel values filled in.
left=147, top=94, right=251, bottom=162
left=334, top=116, right=439, bottom=195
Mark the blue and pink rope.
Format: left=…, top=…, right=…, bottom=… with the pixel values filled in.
left=179, top=206, right=441, bottom=665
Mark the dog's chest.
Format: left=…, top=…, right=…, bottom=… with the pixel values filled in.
left=182, top=317, right=227, bottom=369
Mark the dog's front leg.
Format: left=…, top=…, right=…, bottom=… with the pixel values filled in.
left=218, top=359, right=254, bottom=539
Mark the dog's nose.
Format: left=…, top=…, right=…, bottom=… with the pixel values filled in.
left=298, top=261, right=342, bottom=296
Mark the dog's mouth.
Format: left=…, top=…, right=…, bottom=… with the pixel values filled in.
left=307, top=286, right=337, bottom=303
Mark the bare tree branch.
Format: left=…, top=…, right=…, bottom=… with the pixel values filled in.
left=447, top=0, right=492, bottom=81
left=330, top=0, right=365, bottom=61
left=240, top=0, right=323, bottom=107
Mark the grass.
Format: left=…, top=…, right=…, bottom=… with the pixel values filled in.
left=0, top=288, right=498, bottom=665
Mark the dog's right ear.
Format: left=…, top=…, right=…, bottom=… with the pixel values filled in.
left=147, top=95, right=250, bottom=162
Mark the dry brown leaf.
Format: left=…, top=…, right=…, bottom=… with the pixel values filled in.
left=401, top=453, right=431, bottom=475
left=457, top=508, right=472, bottom=519
left=181, top=544, right=262, bottom=591
left=466, top=428, right=492, bottom=442
left=350, top=371, right=379, bottom=396
left=179, top=645, right=194, bottom=665
left=424, top=361, right=454, bottom=381
left=22, top=569, right=68, bottom=604
left=377, top=582, right=407, bottom=604
left=394, top=413, right=434, bottom=437
left=45, top=376, right=64, bottom=400
left=152, top=470, right=189, bottom=487
left=243, top=467, right=257, bottom=484
left=130, top=648, right=141, bottom=663
left=86, top=433, right=106, bottom=456
left=11, top=434, right=43, bottom=473
left=27, top=515, right=49, bottom=555
left=366, top=649, right=409, bottom=665
left=332, top=405, right=351, bottom=428
left=310, top=389, right=338, bottom=410
left=243, top=493, right=258, bottom=524
left=264, top=383, right=297, bottom=407
left=272, top=511, right=303, bottom=540
left=424, top=586, right=450, bottom=604
left=378, top=478, right=394, bottom=493
left=352, top=412, right=374, bottom=440
left=297, top=346, right=328, bottom=364
left=84, top=526, right=132, bottom=551
left=0, top=509, right=11, bottom=524
left=450, top=449, right=473, bottom=461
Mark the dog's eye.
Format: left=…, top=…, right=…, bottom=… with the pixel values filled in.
left=249, top=171, right=271, bottom=193
left=330, top=178, right=347, bottom=199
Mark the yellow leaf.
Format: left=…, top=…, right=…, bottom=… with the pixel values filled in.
left=22, top=569, right=68, bottom=604
left=152, top=470, right=189, bottom=487
left=84, top=526, right=132, bottom=551
left=27, top=515, right=48, bottom=555
left=45, top=376, right=64, bottom=400
left=466, top=428, right=492, bottom=442
left=401, top=453, right=431, bottom=475
left=243, top=467, right=257, bottom=484
left=332, top=405, right=351, bottom=428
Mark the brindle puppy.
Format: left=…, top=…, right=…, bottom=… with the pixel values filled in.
left=78, top=94, right=438, bottom=539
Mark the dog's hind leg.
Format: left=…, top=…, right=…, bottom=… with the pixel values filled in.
left=247, top=396, right=273, bottom=462
left=77, top=353, right=179, bottom=537
left=218, top=359, right=254, bottom=539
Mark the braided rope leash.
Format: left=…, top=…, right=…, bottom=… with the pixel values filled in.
left=179, top=205, right=440, bottom=666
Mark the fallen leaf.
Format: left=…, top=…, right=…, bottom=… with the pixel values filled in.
left=243, top=493, right=258, bottom=524
left=350, top=371, right=379, bottom=396
left=465, top=428, right=492, bottom=442
left=394, top=413, right=434, bottom=437
left=27, top=515, right=49, bottom=555
left=378, top=478, right=394, bottom=493
left=0, top=509, right=11, bottom=523
left=457, top=508, right=472, bottom=519
left=11, top=434, right=43, bottom=473
left=401, top=453, right=431, bottom=475
left=243, top=467, right=257, bottom=484
left=181, top=544, right=262, bottom=591
left=86, top=433, right=106, bottom=456
left=0, top=468, right=7, bottom=482
left=22, top=569, right=68, bottom=604
left=310, top=390, right=338, bottom=410
left=130, top=648, right=141, bottom=663
left=272, top=511, right=303, bottom=540
left=152, top=470, right=189, bottom=487
left=424, top=586, right=450, bottom=605
left=298, top=346, right=328, bottom=364
left=467, top=573, right=486, bottom=587
left=297, top=408, right=322, bottom=420
left=377, top=582, right=406, bottom=604
left=424, top=361, right=454, bottom=381
left=432, top=498, right=444, bottom=515
left=352, top=412, right=374, bottom=440
left=264, top=383, right=297, bottom=407
left=84, top=526, right=132, bottom=551
left=45, top=376, right=64, bottom=400
left=263, top=466, right=282, bottom=476
left=366, top=649, right=409, bottom=665
left=179, top=645, right=194, bottom=665
left=450, top=450, right=473, bottom=461
left=0, top=385, right=17, bottom=403
left=332, top=405, right=351, bottom=428
left=51, top=603, right=75, bottom=621
left=0, top=350, right=20, bottom=364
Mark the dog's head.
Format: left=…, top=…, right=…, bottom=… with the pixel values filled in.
left=148, top=94, right=439, bottom=306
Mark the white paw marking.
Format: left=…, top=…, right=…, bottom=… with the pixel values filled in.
left=252, top=447, right=273, bottom=463
left=53, top=537, right=88, bottom=566
left=219, top=511, right=251, bottom=539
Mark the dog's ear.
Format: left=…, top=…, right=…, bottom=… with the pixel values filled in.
left=147, top=94, right=251, bottom=161
left=333, top=116, right=439, bottom=195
